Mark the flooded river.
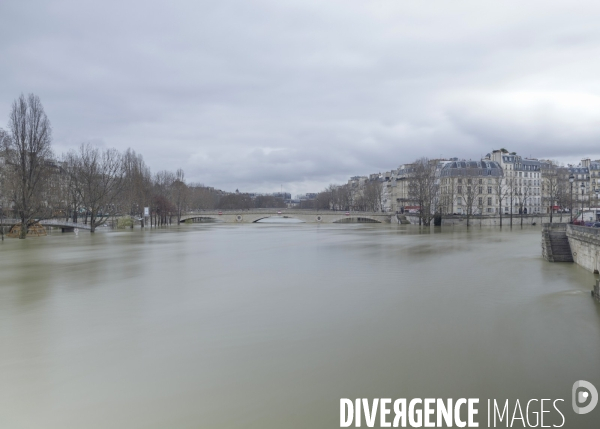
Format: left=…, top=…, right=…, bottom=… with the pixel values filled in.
left=0, top=223, right=599, bottom=428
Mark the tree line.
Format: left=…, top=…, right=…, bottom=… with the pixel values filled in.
left=0, top=93, right=286, bottom=238
left=306, top=181, right=383, bottom=212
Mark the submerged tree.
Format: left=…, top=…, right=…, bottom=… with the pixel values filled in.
left=408, top=158, right=438, bottom=226
left=171, top=168, right=189, bottom=223
left=69, top=143, right=125, bottom=232
left=462, top=177, right=479, bottom=227
left=2, top=94, right=53, bottom=238
left=121, top=148, right=152, bottom=226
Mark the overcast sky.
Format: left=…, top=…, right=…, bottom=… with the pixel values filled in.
left=1, top=1, right=600, bottom=195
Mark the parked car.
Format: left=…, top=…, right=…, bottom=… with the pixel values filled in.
left=592, top=222, right=600, bottom=228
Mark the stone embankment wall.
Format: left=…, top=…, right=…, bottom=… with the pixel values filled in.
left=404, top=214, right=559, bottom=226
left=566, top=224, right=600, bottom=274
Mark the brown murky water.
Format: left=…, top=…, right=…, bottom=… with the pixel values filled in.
left=0, top=223, right=599, bottom=428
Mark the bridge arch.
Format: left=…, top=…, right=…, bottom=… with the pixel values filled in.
left=180, top=216, right=223, bottom=223
left=331, top=216, right=382, bottom=223
left=252, top=215, right=307, bottom=223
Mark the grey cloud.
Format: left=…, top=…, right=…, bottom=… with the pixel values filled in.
left=2, top=0, right=600, bottom=194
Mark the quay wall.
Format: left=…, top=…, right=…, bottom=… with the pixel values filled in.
left=404, top=214, right=560, bottom=227
left=566, top=224, right=600, bottom=274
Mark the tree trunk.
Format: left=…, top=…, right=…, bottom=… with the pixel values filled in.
left=19, top=215, right=27, bottom=239
left=520, top=207, right=523, bottom=226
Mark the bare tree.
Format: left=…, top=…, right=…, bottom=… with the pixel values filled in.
left=58, top=153, right=79, bottom=222
left=518, top=179, right=533, bottom=226
left=70, top=144, right=125, bottom=232
left=505, top=176, right=517, bottom=227
left=554, top=168, right=570, bottom=222
left=542, top=165, right=560, bottom=223
left=172, top=168, right=188, bottom=223
left=363, top=180, right=383, bottom=212
left=188, top=183, right=221, bottom=210
left=2, top=94, right=53, bottom=238
left=408, top=158, right=438, bottom=226
left=493, top=175, right=510, bottom=227
left=0, top=129, right=10, bottom=238
left=462, top=177, right=479, bottom=227
left=121, top=148, right=152, bottom=226
left=440, top=176, right=457, bottom=216
left=315, top=187, right=334, bottom=210
left=254, top=195, right=286, bottom=208
left=329, top=184, right=352, bottom=211
left=216, top=193, right=253, bottom=210
left=152, top=170, right=176, bottom=226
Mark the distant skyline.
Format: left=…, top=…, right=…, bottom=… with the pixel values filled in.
left=2, top=1, right=600, bottom=195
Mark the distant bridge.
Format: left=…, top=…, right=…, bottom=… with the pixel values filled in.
left=180, top=210, right=393, bottom=224
left=0, top=218, right=92, bottom=231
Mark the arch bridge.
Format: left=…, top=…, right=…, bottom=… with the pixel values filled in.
left=180, top=210, right=392, bottom=224
left=0, top=218, right=92, bottom=231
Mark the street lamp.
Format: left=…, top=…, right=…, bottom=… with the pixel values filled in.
left=569, top=173, right=574, bottom=223
left=581, top=181, right=585, bottom=224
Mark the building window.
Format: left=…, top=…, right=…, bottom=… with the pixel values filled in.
left=487, top=197, right=492, bottom=205
left=487, top=187, right=492, bottom=194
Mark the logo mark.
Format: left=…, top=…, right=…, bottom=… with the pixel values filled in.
left=572, top=380, right=598, bottom=414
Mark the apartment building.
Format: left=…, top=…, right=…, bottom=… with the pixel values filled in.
left=490, top=150, right=542, bottom=215
left=438, top=160, right=503, bottom=215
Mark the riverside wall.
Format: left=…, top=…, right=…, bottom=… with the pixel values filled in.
left=404, top=214, right=561, bottom=226
left=566, top=224, right=600, bottom=274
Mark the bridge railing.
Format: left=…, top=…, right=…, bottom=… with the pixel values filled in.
left=0, top=218, right=93, bottom=230
left=183, top=209, right=389, bottom=215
